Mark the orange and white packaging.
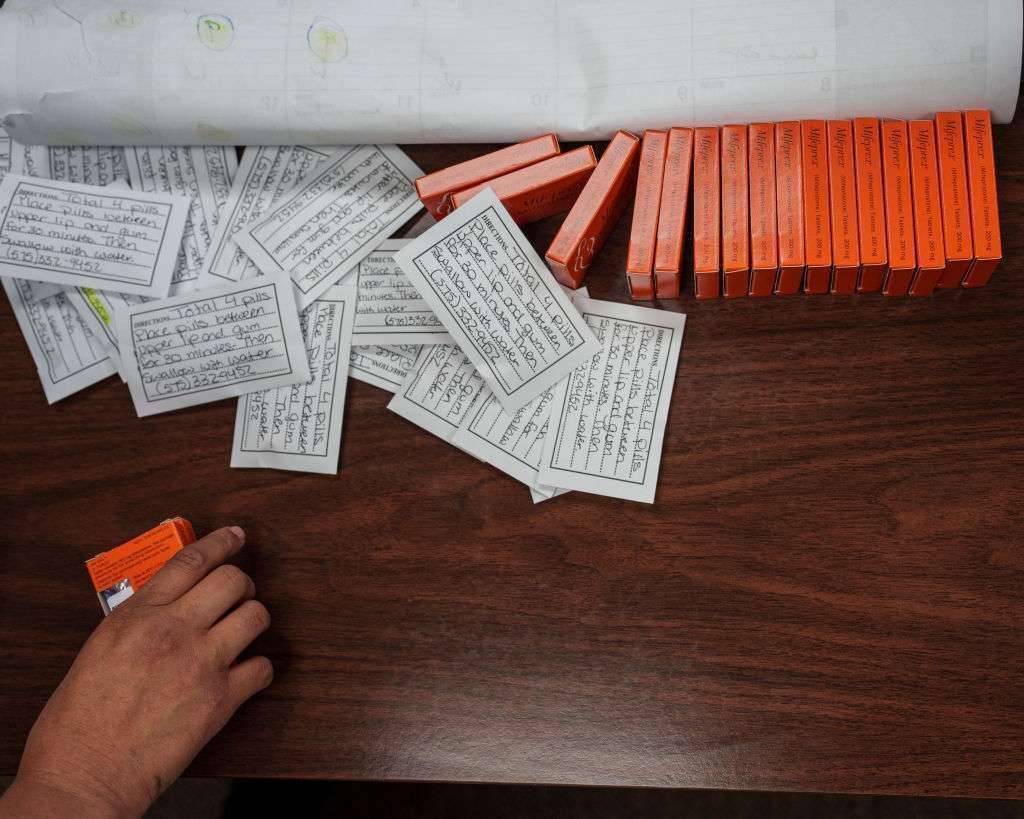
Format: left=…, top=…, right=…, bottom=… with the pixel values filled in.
left=962, top=109, right=1002, bottom=287
left=934, top=112, right=974, bottom=288
left=415, top=134, right=560, bottom=218
left=721, top=124, right=750, bottom=299
left=827, top=120, right=859, bottom=295
left=546, top=131, right=640, bottom=289
left=747, top=123, right=778, bottom=297
left=626, top=129, right=669, bottom=300
left=908, top=120, right=946, bottom=296
left=449, top=145, right=596, bottom=225
left=652, top=127, right=694, bottom=299
left=880, top=120, right=917, bottom=296
left=853, top=117, right=887, bottom=292
left=801, top=119, right=832, bottom=294
left=692, top=127, right=721, bottom=300
left=774, top=121, right=805, bottom=295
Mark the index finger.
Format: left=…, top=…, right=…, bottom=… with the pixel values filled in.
left=139, top=526, right=246, bottom=605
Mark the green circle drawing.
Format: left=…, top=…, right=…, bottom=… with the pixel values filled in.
left=197, top=14, right=234, bottom=51
left=307, top=17, right=347, bottom=63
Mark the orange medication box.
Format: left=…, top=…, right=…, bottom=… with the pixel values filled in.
left=721, top=124, right=750, bottom=299
left=415, top=134, right=560, bottom=218
left=908, top=120, right=946, bottom=296
left=653, top=127, right=694, bottom=299
left=86, top=518, right=196, bottom=615
left=827, top=120, right=859, bottom=295
left=800, top=120, right=832, bottom=294
left=450, top=145, right=596, bottom=225
left=627, top=129, right=669, bottom=300
left=962, top=109, right=1002, bottom=287
left=774, top=121, right=805, bottom=295
left=880, top=120, right=916, bottom=296
left=934, top=112, right=974, bottom=287
left=853, top=117, right=887, bottom=292
left=748, top=123, right=778, bottom=297
left=546, top=130, right=640, bottom=289
left=692, top=127, right=721, bottom=300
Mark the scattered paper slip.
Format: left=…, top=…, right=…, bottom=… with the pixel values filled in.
left=116, top=273, right=310, bottom=417
left=0, top=126, right=11, bottom=184
left=232, top=279, right=357, bottom=474
left=2, top=277, right=116, bottom=403
left=394, top=188, right=599, bottom=414
left=65, top=287, right=147, bottom=379
left=353, top=240, right=452, bottom=346
left=234, top=144, right=424, bottom=309
left=349, top=343, right=421, bottom=393
left=539, top=296, right=685, bottom=504
left=387, top=344, right=487, bottom=443
left=0, top=173, right=189, bottom=297
left=10, top=144, right=128, bottom=186
left=199, top=145, right=336, bottom=288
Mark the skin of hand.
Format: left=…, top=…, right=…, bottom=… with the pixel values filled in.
left=0, top=526, right=272, bottom=819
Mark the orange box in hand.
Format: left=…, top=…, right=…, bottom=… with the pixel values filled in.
left=692, top=127, right=721, bottom=300
left=450, top=145, right=596, bottom=225
left=934, top=112, right=974, bottom=288
left=415, top=134, right=560, bottom=218
left=653, top=127, right=694, bottom=300
left=546, top=130, right=640, bottom=289
left=908, top=120, right=946, bottom=296
left=721, top=124, right=750, bottom=299
left=827, top=120, right=859, bottom=295
left=853, top=117, right=887, bottom=292
left=748, top=123, right=778, bottom=297
left=880, top=120, right=916, bottom=296
left=627, top=130, right=669, bottom=300
left=962, top=109, right=1002, bottom=287
left=801, top=120, right=832, bottom=294
left=774, top=121, right=805, bottom=295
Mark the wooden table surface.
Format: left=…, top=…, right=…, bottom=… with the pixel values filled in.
left=1, top=119, right=1022, bottom=799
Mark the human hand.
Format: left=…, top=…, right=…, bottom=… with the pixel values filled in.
left=0, top=526, right=272, bottom=819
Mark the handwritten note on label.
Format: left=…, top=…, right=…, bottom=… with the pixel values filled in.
left=539, top=296, right=685, bottom=504
left=0, top=126, right=12, bottom=184
left=395, top=188, right=598, bottom=414
left=50, top=146, right=128, bottom=186
left=387, top=344, right=487, bottom=443
left=0, top=174, right=189, bottom=297
left=232, top=280, right=356, bottom=473
left=116, top=273, right=310, bottom=416
left=199, top=145, right=336, bottom=288
left=65, top=287, right=146, bottom=379
left=235, top=144, right=423, bottom=308
left=353, top=239, right=451, bottom=346
left=349, top=343, right=420, bottom=393
left=3, top=277, right=116, bottom=402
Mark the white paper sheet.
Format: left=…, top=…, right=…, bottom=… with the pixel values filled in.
left=64, top=287, right=146, bottom=379
left=234, top=144, right=423, bottom=309
left=348, top=343, right=421, bottom=393
left=3, top=277, right=116, bottom=402
left=11, top=143, right=128, bottom=186
left=539, top=296, right=685, bottom=504
left=395, top=189, right=599, bottom=414
left=0, top=1, right=1019, bottom=146
left=231, top=280, right=356, bottom=473
left=0, top=173, right=189, bottom=296
left=116, top=273, right=310, bottom=416
left=353, top=240, right=452, bottom=347
left=198, top=145, right=337, bottom=288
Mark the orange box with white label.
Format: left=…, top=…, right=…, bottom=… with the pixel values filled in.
left=692, top=127, right=721, bottom=300
left=86, top=518, right=196, bottom=615
left=962, top=109, right=1002, bottom=287
left=827, top=120, right=859, bottom=295
left=415, top=134, right=560, bottom=218
left=853, top=117, right=887, bottom=292
left=934, top=112, right=974, bottom=288
left=908, top=120, right=946, bottom=296
left=546, top=131, right=640, bottom=289
left=880, top=120, right=916, bottom=296
left=774, top=121, right=805, bottom=295
left=748, top=124, right=778, bottom=297
left=652, top=127, right=694, bottom=299
left=801, top=120, right=832, bottom=294
left=450, top=145, right=596, bottom=225
left=721, top=124, right=750, bottom=299
left=626, top=130, right=669, bottom=300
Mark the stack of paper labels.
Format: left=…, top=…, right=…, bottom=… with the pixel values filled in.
left=0, top=133, right=685, bottom=504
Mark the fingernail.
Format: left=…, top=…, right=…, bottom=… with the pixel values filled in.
left=229, top=526, right=246, bottom=544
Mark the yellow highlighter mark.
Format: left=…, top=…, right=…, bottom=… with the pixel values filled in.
left=82, top=288, right=112, bottom=325
left=307, top=17, right=347, bottom=63
left=197, top=14, right=234, bottom=51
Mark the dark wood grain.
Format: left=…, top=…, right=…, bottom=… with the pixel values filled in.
left=1, top=117, right=1022, bottom=799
